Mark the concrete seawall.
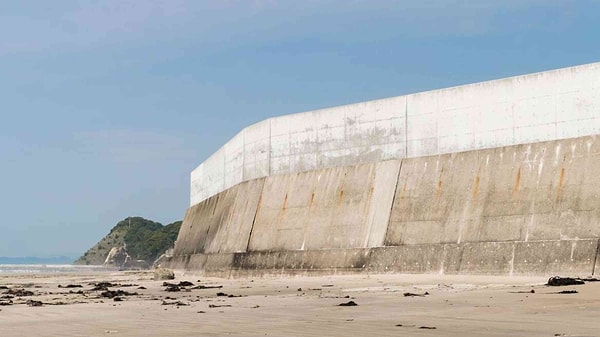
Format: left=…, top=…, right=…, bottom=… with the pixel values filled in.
left=167, top=134, right=600, bottom=276
left=191, top=62, right=600, bottom=206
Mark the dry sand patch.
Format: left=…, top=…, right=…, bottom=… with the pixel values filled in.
left=1, top=272, right=599, bottom=336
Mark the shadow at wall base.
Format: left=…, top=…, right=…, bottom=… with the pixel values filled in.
left=164, top=239, right=600, bottom=278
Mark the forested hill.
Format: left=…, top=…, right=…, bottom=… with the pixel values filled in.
left=74, top=217, right=181, bottom=266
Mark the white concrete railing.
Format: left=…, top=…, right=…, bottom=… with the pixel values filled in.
left=191, top=62, right=600, bottom=206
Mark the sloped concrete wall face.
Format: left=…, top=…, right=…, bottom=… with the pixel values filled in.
left=386, top=135, right=600, bottom=246
left=170, top=135, right=600, bottom=276
left=191, top=62, right=600, bottom=206
left=247, top=160, right=400, bottom=252
left=173, top=178, right=265, bottom=256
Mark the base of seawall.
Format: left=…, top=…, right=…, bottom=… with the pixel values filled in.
left=164, top=239, right=600, bottom=278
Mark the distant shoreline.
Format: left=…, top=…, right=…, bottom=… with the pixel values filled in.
left=0, top=257, right=75, bottom=265
left=0, top=264, right=112, bottom=275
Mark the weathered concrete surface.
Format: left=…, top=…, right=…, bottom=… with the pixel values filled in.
left=170, top=134, right=600, bottom=276
left=168, top=240, right=598, bottom=277
left=247, top=160, right=400, bottom=251
left=173, top=178, right=264, bottom=256
left=192, top=62, right=600, bottom=206
left=386, top=135, right=600, bottom=246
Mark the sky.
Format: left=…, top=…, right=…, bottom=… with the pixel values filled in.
left=1, top=0, right=599, bottom=258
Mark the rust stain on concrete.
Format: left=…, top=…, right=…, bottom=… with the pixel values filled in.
left=339, top=189, right=344, bottom=204
left=557, top=167, right=565, bottom=202
left=513, top=166, right=522, bottom=196
left=282, top=193, right=288, bottom=210
left=400, top=181, right=407, bottom=200
left=436, top=168, right=444, bottom=197
left=472, top=173, right=480, bottom=199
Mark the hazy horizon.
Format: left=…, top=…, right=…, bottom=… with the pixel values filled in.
left=2, top=1, right=600, bottom=257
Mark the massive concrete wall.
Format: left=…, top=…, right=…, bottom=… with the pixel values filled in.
left=170, top=134, right=600, bottom=276
left=174, top=179, right=264, bottom=256
left=387, top=136, right=600, bottom=246
left=247, top=160, right=400, bottom=252
left=191, top=97, right=406, bottom=205
left=192, top=62, right=600, bottom=206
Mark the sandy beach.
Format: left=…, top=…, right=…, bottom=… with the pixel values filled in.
left=1, top=270, right=599, bottom=337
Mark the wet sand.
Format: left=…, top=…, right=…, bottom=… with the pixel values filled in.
left=1, top=271, right=599, bottom=336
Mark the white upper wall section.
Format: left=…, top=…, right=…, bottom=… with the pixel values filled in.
left=191, top=62, right=600, bottom=206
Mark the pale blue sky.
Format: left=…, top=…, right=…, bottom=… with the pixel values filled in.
left=1, top=1, right=599, bottom=257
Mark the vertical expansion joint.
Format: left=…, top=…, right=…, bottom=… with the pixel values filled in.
left=592, top=239, right=600, bottom=276
left=245, top=180, right=266, bottom=253
left=381, top=160, right=403, bottom=247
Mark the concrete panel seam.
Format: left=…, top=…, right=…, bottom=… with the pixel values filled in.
left=593, top=239, right=600, bottom=275
left=245, top=180, right=266, bottom=253
left=382, top=159, right=404, bottom=247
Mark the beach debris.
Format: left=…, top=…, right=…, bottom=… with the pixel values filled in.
left=100, top=290, right=138, bottom=299
left=0, top=300, right=13, bottom=306
left=162, top=300, right=189, bottom=306
left=322, top=284, right=334, bottom=288
left=338, top=301, right=358, bottom=307
left=138, top=286, right=147, bottom=290
left=209, top=304, right=232, bottom=308
left=5, top=289, right=34, bottom=297
left=163, top=281, right=194, bottom=287
left=216, top=292, right=243, bottom=298
left=153, top=268, right=175, bottom=280
left=26, top=299, right=43, bottom=307
left=0, top=286, right=8, bottom=290
left=164, top=285, right=181, bottom=292
left=90, top=282, right=138, bottom=291
left=419, top=326, right=437, bottom=330
left=547, top=276, right=585, bottom=286
left=191, top=285, right=223, bottom=290
left=58, top=284, right=82, bottom=288
left=91, top=282, right=116, bottom=291
left=113, top=297, right=123, bottom=302
left=163, top=281, right=196, bottom=292
left=178, top=281, right=194, bottom=287
left=557, top=290, right=578, bottom=294
left=579, top=277, right=600, bottom=282
left=403, top=292, right=429, bottom=297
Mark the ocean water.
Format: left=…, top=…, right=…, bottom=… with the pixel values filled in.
left=0, top=264, right=111, bottom=274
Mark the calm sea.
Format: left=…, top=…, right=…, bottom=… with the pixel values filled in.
left=0, top=264, right=111, bottom=274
